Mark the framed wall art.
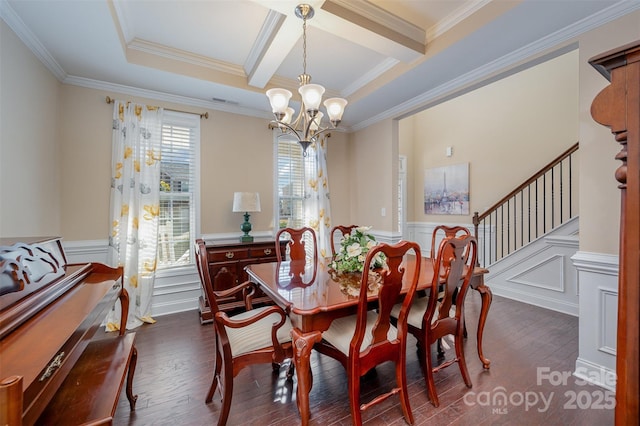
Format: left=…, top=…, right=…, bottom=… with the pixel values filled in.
left=424, top=163, right=469, bottom=215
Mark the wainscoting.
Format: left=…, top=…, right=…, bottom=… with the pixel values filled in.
left=572, top=251, right=619, bottom=391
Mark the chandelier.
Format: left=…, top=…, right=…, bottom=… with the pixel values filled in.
left=266, top=4, right=348, bottom=156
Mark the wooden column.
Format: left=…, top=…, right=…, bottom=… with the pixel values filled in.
left=590, top=40, right=640, bottom=424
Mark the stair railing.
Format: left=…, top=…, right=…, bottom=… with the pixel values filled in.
left=472, top=142, right=579, bottom=268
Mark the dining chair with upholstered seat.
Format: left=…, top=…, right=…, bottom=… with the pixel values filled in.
left=275, top=226, right=318, bottom=264
left=195, top=239, right=294, bottom=426
left=430, top=225, right=472, bottom=344
left=330, top=225, right=358, bottom=256
left=392, top=234, right=478, bottom=408
left=314, top=241, right=422, bottom=425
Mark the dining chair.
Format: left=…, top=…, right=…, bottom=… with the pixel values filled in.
left=430, top=225, right=471, bottom=261
left=314, top=241, right=422, bottom=425
left=392, top=235, right=477, bottom=408
left=275, top=226, right=318, bottom=265
left=195, top=239, right=294, bottom=426
left=430, top=225, right=472, bottom=342
left=330, top=225, right=358, bottom=256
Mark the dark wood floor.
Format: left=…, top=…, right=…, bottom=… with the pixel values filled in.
left=114, top=293, right=615, bottom=425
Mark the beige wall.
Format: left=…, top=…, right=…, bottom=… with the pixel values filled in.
left=401, top=49, right=579, bottom=225
left=1, top=18, right=353, bottom=241
left=577, top=10, right=640, bottom=254
left=56, top=87, right=353, bottom=240
left=350, top=119, right=398, bottom=232
left=0, top=20, right=61, bottom=238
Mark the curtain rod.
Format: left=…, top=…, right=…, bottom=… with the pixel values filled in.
left=105, top=96, right=209, bottom=119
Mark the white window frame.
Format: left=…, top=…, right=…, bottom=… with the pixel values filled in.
left=156, top=110, right=200, bottom=276
left=274, top=132, right=309, bottom=231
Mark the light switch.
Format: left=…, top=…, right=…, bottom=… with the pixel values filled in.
left=381, top=207, right=386, bottom=217
left=446, top=146, right=453, bottom=157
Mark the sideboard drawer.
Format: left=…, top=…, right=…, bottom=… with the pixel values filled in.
left=249, top=246, right=276, bottom=258
left=208, top=248, right=250, bottom=262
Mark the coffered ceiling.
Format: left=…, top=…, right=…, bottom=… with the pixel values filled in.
left=2, top=0, right=638, bottom=130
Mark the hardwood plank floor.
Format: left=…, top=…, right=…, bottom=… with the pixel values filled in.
left=114, top=293, right=615, bottom=425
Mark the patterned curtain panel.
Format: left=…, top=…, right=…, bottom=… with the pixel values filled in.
left=107, top=101, right=163, bottom=330
left=304, top=136, right=332, bottom=258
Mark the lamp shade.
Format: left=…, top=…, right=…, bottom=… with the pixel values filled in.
left=299, top=84, right=325, bottom=112
left=266, top=88, right=292, bottom=115
left=324, top=97, right=347, bottom=124
left=232, top=192, right=261, bottom=213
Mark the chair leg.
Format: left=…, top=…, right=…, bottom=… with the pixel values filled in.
left=396, top=360, right=414, bottom=425
left=206, top=348, right=223, bottom=403
left=286, top=361, right=295, bottom=380
left=424, top=343, right=440, bottom=407
left=217, top=359, right=234, bottom=426
left=348, top=370, right=362, bottom=425
left=454, top=332, right=472, bottom=388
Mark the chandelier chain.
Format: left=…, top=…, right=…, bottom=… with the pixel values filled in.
left=302, top=16, right=307, bottom=77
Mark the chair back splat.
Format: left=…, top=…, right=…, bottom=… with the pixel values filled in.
left=430, top=225, right=471, bottom=261
left=276, top=227, right=318, bottom=265
left=315, top=240, right=421, bottom=425
left=330, top=225, right=358, bottom=256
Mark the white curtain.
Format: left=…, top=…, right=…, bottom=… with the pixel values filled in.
left=107, top=101, right=163, bottom=330
left=304, top=136, right=332, bottom=258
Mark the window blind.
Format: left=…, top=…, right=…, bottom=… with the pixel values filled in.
left=158, top=111, right=199, bottom=269
left=277, top=137, right=305, bottom=228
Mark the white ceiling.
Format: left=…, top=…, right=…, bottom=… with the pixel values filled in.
left=2, top=0, right=639, bottom=131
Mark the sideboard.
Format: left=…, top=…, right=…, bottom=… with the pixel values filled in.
left=198, top=239, right=285, bottom=323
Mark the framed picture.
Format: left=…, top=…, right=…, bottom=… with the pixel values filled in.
left=424, top=163, right=469, bottom=215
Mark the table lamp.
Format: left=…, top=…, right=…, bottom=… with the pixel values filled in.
left=232, top=192, right=261, bottom=242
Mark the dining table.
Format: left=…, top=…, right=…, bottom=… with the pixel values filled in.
left=245, top=255, right=492, bottom=425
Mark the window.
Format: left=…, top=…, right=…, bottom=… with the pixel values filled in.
left=158, top=111, right=200, bottom=269
left=276, top=136, right=306, bottom=229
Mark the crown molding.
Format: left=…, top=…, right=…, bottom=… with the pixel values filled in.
left=245, top=8, right=286, bottom=87
left=128, top=38, right=246, bottom=77
left=351, top=0, right=640, bottom=132
left=64, top=75, right=272, bottom=119
left=426, top=0, right=492, bottom=41
left=324, top=0, right=425, bottom=47
left=0, top=0, right=67, bottom=80
left=342, top=57, right=399, bottom=98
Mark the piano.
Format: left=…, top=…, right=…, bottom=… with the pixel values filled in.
left=0, top=236, right=137, bottom=425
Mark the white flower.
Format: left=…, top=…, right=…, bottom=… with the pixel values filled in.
left=329, top=226, right=386, bottom=273
left=346, top=242, right=362, bottom=258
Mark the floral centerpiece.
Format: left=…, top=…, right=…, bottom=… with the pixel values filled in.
left=328, top=226, right=386, bottom=296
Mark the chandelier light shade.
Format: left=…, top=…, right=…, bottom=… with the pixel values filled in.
left=266, top=4, right=348, bottom=156
left=232, top=192, right=261, bottom=243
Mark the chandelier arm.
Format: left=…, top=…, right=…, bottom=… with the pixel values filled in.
left=310, top=126, right=333, bottom=140
left=271, top=120, right=303, bottom=141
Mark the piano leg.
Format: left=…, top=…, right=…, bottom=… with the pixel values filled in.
left=126, top=345, right=138, bottom=410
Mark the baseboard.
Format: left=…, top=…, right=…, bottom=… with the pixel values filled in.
left=488, top=283, right=579, bottom=316
left=574, top=357, right=617, bottom=392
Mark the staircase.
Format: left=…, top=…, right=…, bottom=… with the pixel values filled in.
left=473, top=142, right=579, bottom=268
left=473, top=142, right=580, bottom=315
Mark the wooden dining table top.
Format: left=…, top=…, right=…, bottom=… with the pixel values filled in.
left=245, top=255, right=445, bottom=315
